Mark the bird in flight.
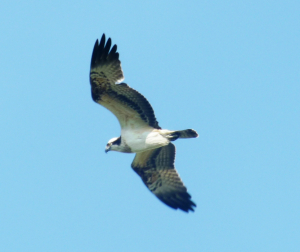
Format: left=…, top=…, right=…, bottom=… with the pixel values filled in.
left=89, top=34, right=198, bottom=212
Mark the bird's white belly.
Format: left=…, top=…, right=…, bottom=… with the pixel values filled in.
left=122, top=129, right=169, bottom=153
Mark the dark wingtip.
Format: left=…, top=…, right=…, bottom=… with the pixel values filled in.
left=91, top=39, right=99, bottom=67
left=175, top=192, right=196, bottom=213
left=179, top=197, right=196, bottom=213
left=158, top=192, right=196, bottom=213
left=90, top=33, right=119, bottom=69
left=99, top=34, right=106, bottom=49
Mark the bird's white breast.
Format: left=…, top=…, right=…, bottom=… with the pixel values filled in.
left=121, top=128, right=169, bottom=153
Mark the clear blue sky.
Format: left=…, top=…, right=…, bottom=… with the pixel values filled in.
left=1, top=1, right=299, bottom=251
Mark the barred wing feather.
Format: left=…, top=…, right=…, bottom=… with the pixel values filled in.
left=131, top=143, right=196, bottom=212
left=90, top=34, right=160, bottom=129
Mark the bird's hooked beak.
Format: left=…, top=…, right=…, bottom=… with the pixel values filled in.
left=105, top=145, right=111, bottom=153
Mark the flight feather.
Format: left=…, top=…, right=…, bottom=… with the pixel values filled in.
left=131, top=143, right=196, bottom=212
left=90, top=34, right=160, bottom=129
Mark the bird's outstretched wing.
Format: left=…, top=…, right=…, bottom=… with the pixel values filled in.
left=131, top=143, right=196, bottom=212
left=90, top=34, right=160, bottom=129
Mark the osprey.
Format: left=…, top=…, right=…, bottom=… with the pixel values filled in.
left=90, top=34, right=198, bottom=212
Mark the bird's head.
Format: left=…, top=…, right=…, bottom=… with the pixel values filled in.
left=105, top=136, right=121, bottom=153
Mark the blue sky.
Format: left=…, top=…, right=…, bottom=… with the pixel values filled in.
left=1, top=0, right=299, bottom=251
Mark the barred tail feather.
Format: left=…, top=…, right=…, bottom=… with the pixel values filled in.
left=176, top=129, right=198, bottom=138
left=168, top=129, right=198, bottom=141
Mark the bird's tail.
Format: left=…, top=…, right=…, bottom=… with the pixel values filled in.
left=167, top=129, right=198, bottom=141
